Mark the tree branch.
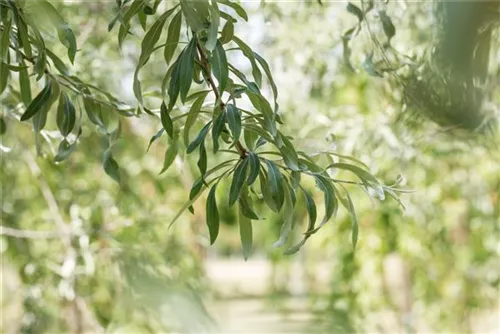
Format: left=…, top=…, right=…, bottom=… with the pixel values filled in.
left=195, top=40, right=248, bottom=158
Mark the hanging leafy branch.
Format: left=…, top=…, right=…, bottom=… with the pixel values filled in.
left=342, top=0, right=499, bottom=135
left=0, top=0, right=405, bottom=258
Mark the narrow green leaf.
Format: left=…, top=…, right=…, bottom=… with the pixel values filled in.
left=32, top=107, right=49, bottom=134
left=45, top=49, right=69, bottom=76
left=244, top=128, right=258, bottom=151
left=339, top=184, right=359, bottom=249
left=233, top=36, right=262, bottom=87
left=183, top=91, right=209, bottom=146
left=0, top=16, right=11, bottom=61
left=160, top=102, right=174, bottom=138
left=254, top=52, right=278, bottom=112
left=288, top=178, right=297, bottom=206
left=26, top=0, right=77, bottom=63
left=19, top=60, right=32, bottom=106
left=16, top=12, right=33, bottom=58
left=186, top=90, right=211, bottom=102
left=365, top=0, right=375, bottom=13
left=229, top=158, right=249, bottom=206
left=239, top=206, right=253, bottom=260
left=247, top=152, right=260, bottom=185
left=180, top=0, right=205, bottom=33
left=0, top=62, right=8, bottom=95
left=347, top=2, right=363, bottom=22
left=137, top=9, right=147, bottom=30
left=212, top=110, right=226, bottom=153
left=153, top=0, right=164, bottom=14
left=167, top=57, right=182, bottom=110
left=297, top=155, right=323, bottom=173
left=279, top=145, right=300, bottom=171
left=160, top=139, right=178, bottom=174
left=219, top=0, right=248, bottom=21
left=179, top=37, right=198, bottom=102
left=192, top=0, right=211, bottom=20
left=21, top=80, right=52, bottom=121
left=103, top=149, right=121, bottom=183
left=46, top=77, right=61, bottom=110
left=28, top=23, right=47, bottom=80
left=384, top=187, right=406, bottom=211
left=255, top=136, right=267, bottom=149
left=273, top=183, right=294, bottom=248
left=108, top=12, right=120, bottom=32
left=83, top=95, right=105, bottom=128
left=326, top=162, right=379, bottom=183
left=259, top=170, right=279, bottom=213
left=379, top=10, right=396, bottom=42
left=5, top=63, right=28, bottom=72
left=244, top=123, right=274, bottom=143
left=219, top=11, right=237, bottom=23
left=197, top=141, right=207, bottom=176
left=146, top=128, right=165, bottom=152
left=309, top=175, right=337, bottom=233
left=56, top=93, right=76, bottom=137
left=283, top=238, right=308, bottom=256
left=220, top=19, right=234, bottom=44
left=246, top=91, right=276, bottom=136
left=0, top=118, right=6, bottom=135
left=265, top=159, right=285, bottom=211
left=189, top=177, right=204, bottom=202
left=132, top=82, right=143, bottom=107
left=169, top=182, right=207, bottom=229
left=238, top=187, right=259, bottom=220
left=228, top=64, right=260, bottom=94
left=58, top=26, right=77, bottom=64
left=324, top=151, right=370, bottom=170
left=164, top=10, right=182, bottom=64
left=118, top=0, right=146, bottom=47
left=279, top=133, right=300, bottom=170
left=212, top=41, right=228, bottom=93
left=363, top=52, right=382, bottom=77
left=205, top=1, right=220, bottom=51
left=186, top=121, right=212, bottom=154
left=225, top=104, right=241, bottom=142
left=302, top=188, right=317, bottom=233
left=134, top=7, right=177, bottom=104
left=206, top=184, right=220, bottom=244
left=143, top=5, right=153, bottom=15
left=290, top=171, right=301, bottom=190
left=326, top=162, right=382, bottom=199
left=54, top=139, right=76, bottom=162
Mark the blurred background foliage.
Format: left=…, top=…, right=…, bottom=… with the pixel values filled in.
left=1, top=1, right=499, bottom=333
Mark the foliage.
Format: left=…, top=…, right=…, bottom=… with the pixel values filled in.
left=0, top=0, right=405, bottom=257
left=342, top=0, right=499, bottom=134
left=1, top=1, right=499, bottom=333
left=252, top=2, right=499, bottom=331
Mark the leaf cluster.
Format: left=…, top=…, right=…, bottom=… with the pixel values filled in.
left=0, top=0, right=405, bottom=257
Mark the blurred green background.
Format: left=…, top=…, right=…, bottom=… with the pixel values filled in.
left=1, top=2, right=499, bottom=333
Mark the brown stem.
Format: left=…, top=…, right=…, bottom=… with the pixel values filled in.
left=195, top=40, right=248, bottom=158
